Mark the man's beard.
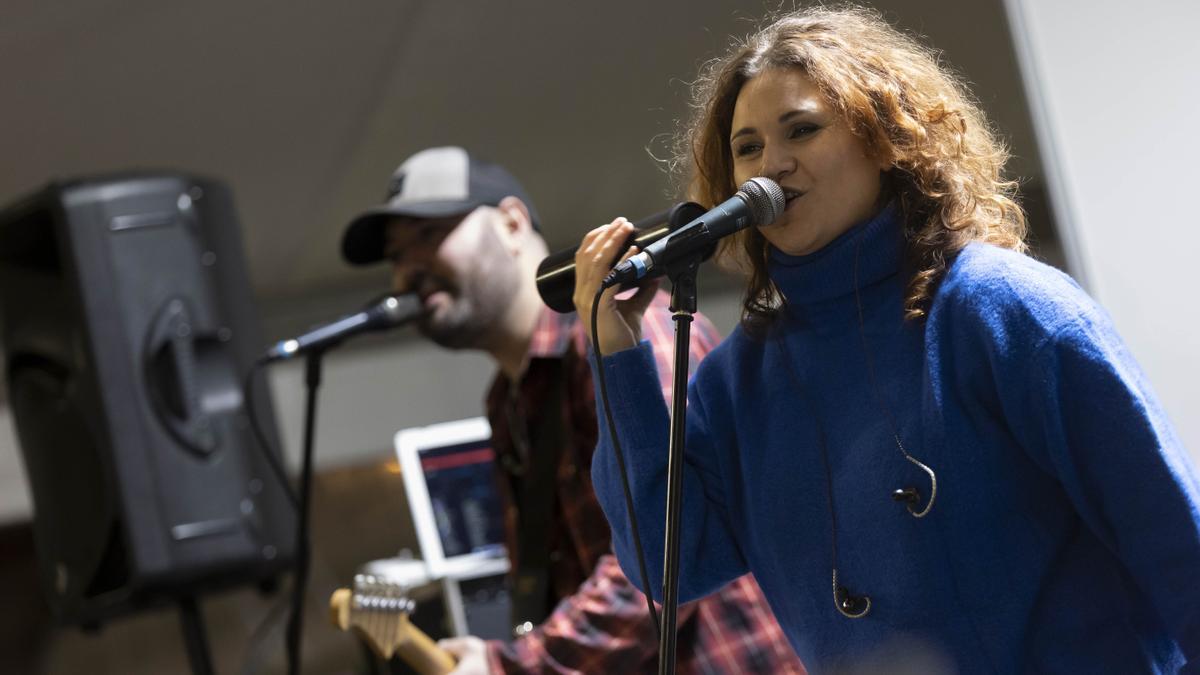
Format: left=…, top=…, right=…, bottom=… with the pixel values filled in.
left=418, top=296, right=494, bottom=350
left=417, top=270, right=515, bottom=351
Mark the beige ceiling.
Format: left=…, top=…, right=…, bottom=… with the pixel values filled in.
left=0, top=0, right=1041, bottom=336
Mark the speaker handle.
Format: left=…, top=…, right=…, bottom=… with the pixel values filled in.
left=144, top=298, right=218, bottom=455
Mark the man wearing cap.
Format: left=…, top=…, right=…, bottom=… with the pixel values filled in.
left=342, top=147, right=804, bottom=674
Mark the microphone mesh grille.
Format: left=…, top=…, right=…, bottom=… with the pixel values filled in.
left=738, top=177, right=786, bottom=226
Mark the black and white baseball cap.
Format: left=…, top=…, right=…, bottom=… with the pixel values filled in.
left=341, top=146, right=540, bottom=266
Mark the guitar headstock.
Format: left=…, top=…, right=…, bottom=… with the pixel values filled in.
left=330, top=573, right=458, bottom=675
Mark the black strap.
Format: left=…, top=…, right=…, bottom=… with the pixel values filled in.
left=507, top=359, right=567, bottom=629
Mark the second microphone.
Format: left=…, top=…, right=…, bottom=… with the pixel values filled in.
left=604, top=177, right=784, bottom=289
left=535, top=201, right=707, bottom=314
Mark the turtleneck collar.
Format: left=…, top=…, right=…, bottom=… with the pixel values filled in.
left=768, top=202, right=904, bottom=308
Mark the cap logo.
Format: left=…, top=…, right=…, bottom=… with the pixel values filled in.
left=384, top=175, right=404, bottom=201
left=386, top=147, right=470, bottom=206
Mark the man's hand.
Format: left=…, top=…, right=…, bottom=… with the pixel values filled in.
left=437, top=636, right=490, bottom=675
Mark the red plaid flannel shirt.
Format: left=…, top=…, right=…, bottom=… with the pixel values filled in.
left=484, top=291, right=805, bottom=674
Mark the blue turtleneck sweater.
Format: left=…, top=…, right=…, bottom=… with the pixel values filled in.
left=591, top=206, right=1200, bottom=673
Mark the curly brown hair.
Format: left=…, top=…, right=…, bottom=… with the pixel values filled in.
left=673, top=5, right=1027, bottom=330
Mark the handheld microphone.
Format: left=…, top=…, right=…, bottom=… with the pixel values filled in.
left=603, top=177, right=784, bottom=289
left=261, top=292, right=424, bottom=362
left=535, top=201, right=707, bottom=313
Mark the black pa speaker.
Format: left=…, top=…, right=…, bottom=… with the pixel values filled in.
left=0, top=172, right=296, bottom=625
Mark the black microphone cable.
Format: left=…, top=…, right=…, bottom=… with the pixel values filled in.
left=241, top=291, right=425, bottom=515
left=582, top=178, right=784, bottom=650
left=243, top=360, right=299, bottom=511
left=244, top=294, right=419, bottom=674
left=590, top=287, right=662, bottom=642
left=240, top=359, right=303, bottom=674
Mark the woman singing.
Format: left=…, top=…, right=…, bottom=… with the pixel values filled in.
left=572, top=6, right=1200, bottom=673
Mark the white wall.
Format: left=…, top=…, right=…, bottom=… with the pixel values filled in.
left=1006, top=0, right=1200, bottom=460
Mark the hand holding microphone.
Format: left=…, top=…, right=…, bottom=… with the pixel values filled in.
left=567, top=177, right=785, bottom=354
left=603, top=177, right=784, bottom=288
left=572, top=218, right=660, bottom=355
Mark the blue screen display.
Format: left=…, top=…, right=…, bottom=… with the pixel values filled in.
left=419, top=440, right=506, bottom=558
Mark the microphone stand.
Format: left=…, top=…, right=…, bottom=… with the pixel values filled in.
left=285, top=350, right=324, bottom=675
left=659, top=255, right=701, bottom=675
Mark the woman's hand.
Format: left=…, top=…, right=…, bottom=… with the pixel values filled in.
left=572, top=217, right=660, bottom=355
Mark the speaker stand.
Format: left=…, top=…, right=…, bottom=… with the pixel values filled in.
left=178, top=595, right=214, bottom=675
